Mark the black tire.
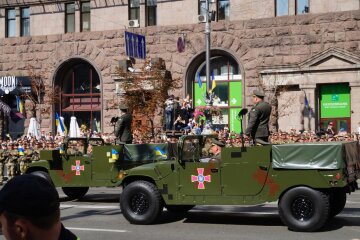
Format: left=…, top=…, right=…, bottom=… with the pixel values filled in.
left=120, top=181, right=163, bottom=224
left=166, top=205, right=195, bottom=214
left=30, top=171, right=53, bottom=185
left=278, top=187, right=330, bottom=232
left=62, top=187, right=89, bottom=200
left=329, top=189, right=346, bottom=218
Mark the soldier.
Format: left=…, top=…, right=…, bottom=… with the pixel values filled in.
left=31, top=142, right=41, bottom=162
left=6, top=143, right=18, bottom=180
left=115, top=103, right=133, bottom=144
left=245, top=90, right=272, bottom=144
left=19, top=143, right=33, bottom=175
left=0, top=143, right=8, bottom=185
left=209, top=139, right=225, bottom=163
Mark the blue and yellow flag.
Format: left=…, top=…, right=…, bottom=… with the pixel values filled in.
left=197, top=72, right=202, bottom=88
left=209, top=71, right=216, bottom=93
left=18, top=145, right=25, bottom=156
left=155, top=147, right=167, bottom=158
left=16, top=96, right=24, bottom=114
left=55, top=112, right=66, bottom=135
left=112, top=149, right=119, bottom=160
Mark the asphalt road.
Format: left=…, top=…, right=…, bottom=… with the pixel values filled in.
left=2, top=186, right=358, bottom=240
left=0, top=186, right=359, bottom=240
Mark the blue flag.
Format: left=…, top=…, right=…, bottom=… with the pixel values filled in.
left=55, top=112, right=66, bottom=134
left=304, top=92, right=310, bottom=109
left=197, top=73, right=202, bottom=88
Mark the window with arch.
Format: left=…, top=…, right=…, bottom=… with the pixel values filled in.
left=193, top=56, right=242, bottom=132
left=55, top=61, right=101, bottom=134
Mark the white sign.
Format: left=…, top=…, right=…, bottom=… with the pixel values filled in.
left=0, top=76, right=17, bottom=94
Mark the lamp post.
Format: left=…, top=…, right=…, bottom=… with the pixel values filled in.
left=204, top=0, right=213, bottom=106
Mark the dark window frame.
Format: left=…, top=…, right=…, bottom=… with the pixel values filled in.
left=65, top=2, right=75, bottom=33
left=216, top=0, right=230, bottom=21
left=5, top=8, right=16, bottom=38
left=20, top=7, right=30, bottom=36
left=128, top=0, right=140, bottom=21
left=145, top=0, right=157, bottom=26
left=295, top=0, right=309, bottom=15
left=80, top=1, right=91, bottom=32
left=198, top=0, right=206, bottom=15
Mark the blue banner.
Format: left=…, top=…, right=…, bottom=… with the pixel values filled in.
left=125, top=31, right=146, bottom=59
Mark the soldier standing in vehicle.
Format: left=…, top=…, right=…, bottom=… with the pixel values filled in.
left=31, top=142, right=41, bottom=162
left=245, top=90, right=272, bottom=144
left=115, top=103, right=133, bottom=144
left=19, top=143, right=33, bottom=175
left=0, top=143, right=8, bottom=185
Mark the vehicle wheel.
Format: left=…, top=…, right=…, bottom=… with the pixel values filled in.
left=120, top=181, right=163, bottom=224
left=278, top=187, right=330, bottom=232
left=62, top=187, right=89, bottom=200
left=166, top=205, right=195, bottom=214
left=329, top=189, right=346, bottom=218
left=30, top=171, right=53, bottom=185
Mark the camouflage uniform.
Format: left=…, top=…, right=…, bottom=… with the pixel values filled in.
left=0, top=144, right=8, bottom=185
left=31, top=144, right=41, bottom=162
left=19, top=146, right=33, bottom=175
left=6, top=145, right=19, bottom=180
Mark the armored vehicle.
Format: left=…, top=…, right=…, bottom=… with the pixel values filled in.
left=26, top=135, right=360, bottom=232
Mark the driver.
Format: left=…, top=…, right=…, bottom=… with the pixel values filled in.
left=209, top=139, right=225, bottom=163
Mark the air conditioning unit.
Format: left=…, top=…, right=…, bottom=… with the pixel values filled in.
left=198, top=15, right=206, bottom=23
left=128, top=19, right=139, bottom=28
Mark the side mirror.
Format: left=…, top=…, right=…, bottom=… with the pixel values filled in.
left=238, top=108, right=248, bottom=117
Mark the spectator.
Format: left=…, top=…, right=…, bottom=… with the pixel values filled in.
left=0, top=174, right=78, bottom=240
left=164, top=95, right=175, bottom=130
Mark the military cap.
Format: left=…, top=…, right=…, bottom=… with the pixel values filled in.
left=0, top=175, right=60, bottom=217
left=253, top=90, right=265, bottom=98
left=119, top=103, right=128, bottom=110
left=211, top=138, right=226, bottom=147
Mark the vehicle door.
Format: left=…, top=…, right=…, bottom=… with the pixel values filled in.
left=220, top=145, right=272, bottom=196
left=61, top=139, right=91, bottom=185
left=178, top=136, right=221, bottom=196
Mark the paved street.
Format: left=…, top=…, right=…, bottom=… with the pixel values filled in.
left=3, top=186, right=359, bottom=240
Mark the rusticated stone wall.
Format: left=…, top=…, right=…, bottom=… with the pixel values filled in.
left=0, top=10, right=360, bottom=133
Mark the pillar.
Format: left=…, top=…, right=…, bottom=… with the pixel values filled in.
left=350, top=82, right=360, bottom=132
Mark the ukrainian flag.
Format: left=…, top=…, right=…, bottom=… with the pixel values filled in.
left=59, top=146, right=64, bottom=154
left=112, top=149, right=119, bottom=160
left=209, top=71, right=216, bottom=93
left=55, top=112, right=66, bottom=136
left=18, top=145, right=25, bottom=156
left=16, top=96, right=24, bottom=114
left=155, top=147, right=167, bottom=158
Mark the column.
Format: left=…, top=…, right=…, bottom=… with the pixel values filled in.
left=349, top=82, right=360, bottom=132
left=300, top=84, right=316, bottom=131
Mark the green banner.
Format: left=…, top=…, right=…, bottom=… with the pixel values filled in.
left=320, top=84, right=350, bottom=118
left=229, top=108, right=242, bottom=133
left=229, top=81, right=242, bottom=107
left=194, top=83, right=207, bottom=107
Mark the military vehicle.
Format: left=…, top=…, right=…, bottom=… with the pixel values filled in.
left=26, top=135, right=360, bottom=232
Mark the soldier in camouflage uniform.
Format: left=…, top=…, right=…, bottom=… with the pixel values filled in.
left=19, top=143, right=33, bottom=175
left=31, top=142, right=41, bottom=162
left=6, top=142, right=18, bottom=180
left=0, top=143, right=8, bottom=185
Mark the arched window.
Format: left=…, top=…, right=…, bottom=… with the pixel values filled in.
left=193, top=55, right=242, bottom=132
left=55, top=59, right=101, bottom=134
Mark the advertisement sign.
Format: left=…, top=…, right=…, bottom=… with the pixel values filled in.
left=0, top=76, right=31, bottom=95
left=320, top=84, right=350, bottom=118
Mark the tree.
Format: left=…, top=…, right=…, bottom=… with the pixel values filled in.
left=21, top=67, right=60, bottom=125
left=115, top=60, right=181, bottom=140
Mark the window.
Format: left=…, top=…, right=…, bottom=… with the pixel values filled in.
left=81, top=1, right=91, bottom=32
left=65, top=3, right=75, bottom=33
left=6, top=8, right=16, bottom=38
left=296, top=0, right=309, bottom=14
left=20, top=7, right=30, bottom=36
left=193, top=56, right=242, bottom=132
left=129, top=0, right=140, bottom=20
left=198, top=0, right=207, bottom=15
left=146, top=0, right=157, bottom=26
left=217, top=0, right=230, bottom=21
left=275, top=0, right=289, bottom=16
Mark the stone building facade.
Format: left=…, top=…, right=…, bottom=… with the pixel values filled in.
left=0, top=0, right=360, bottom=137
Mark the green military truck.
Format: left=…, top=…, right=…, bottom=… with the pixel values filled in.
left=26, top=135, right=360, bottom=232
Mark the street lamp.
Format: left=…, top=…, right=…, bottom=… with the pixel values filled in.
left=201, top=0, right=216, bottom=106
